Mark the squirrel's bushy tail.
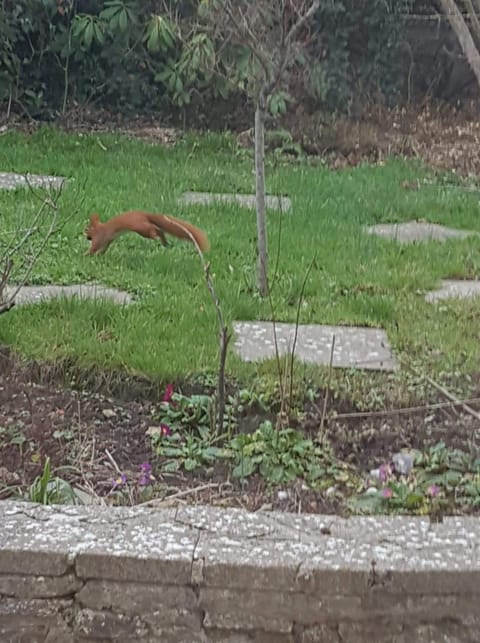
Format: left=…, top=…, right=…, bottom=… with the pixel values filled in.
left=148, top=214, right=210, bottom=252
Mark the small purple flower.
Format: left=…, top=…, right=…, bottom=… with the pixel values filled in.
left=112, top=473, right=127, bottom=489
left=427, top=484, right=441, bottom=498
left=138, top=462, right=155, bottom=487
left=381, top=487, right=393, bottom=499
left=378, top=463, right=391, bottom=483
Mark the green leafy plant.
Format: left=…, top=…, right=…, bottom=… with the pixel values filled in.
left=153, top=431, right=227, bottom=473
left=229, top=420, right=327, bottom=485
left=150, top=388, right=228, bottom=472
left=155, top=391, right=214, bottom=434
left=349, top=482, right=426, bottom=515
left=350, top=442, right=480, bottom=515
left=23, top=457, right=78, bottom=505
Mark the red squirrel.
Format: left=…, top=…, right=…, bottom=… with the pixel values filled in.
left=85, top=211, right=209, bottom=255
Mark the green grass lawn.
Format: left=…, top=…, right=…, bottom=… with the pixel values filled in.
left=1, top=127, right=480, bottom=387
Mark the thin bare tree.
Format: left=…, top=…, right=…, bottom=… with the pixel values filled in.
left=438, top=0, right=480, bottom=87
left=204, top=0, right=320, bottom=296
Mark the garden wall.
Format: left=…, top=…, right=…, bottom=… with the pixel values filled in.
left=0, top=501, right=478, bottom=642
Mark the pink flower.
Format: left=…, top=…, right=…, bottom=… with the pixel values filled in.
left=427, top=484, right=441, bottom=498
left=381, top=487, right=393, bottom=499
left=162, top=384, right=174, bottom=404
left=160, top=423, right=172, bottom=436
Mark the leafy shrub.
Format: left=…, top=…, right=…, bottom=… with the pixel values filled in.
left=0, top=0, right=415, bottom=119
left=307, top=0, right=414, bottom=111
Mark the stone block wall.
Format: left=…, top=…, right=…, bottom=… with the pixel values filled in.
left=0, top=501, right=478, bottom=642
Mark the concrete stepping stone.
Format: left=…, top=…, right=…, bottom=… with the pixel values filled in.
left=425, top=279, right=480, bottom=303
left=233, top=321, right=398, bottom=371
left=178, top=191, right=291, bottom=212
left=0, top=172, right=66, bottom=191
left=365, top=221, right=477, bottom=243
left=3, top=284, right=133, bottom=306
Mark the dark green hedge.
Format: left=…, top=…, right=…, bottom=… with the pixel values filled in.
left=0, top=0, right=413, bottom=121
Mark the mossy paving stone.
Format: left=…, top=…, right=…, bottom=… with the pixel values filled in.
left=233, top=321, right=398, bottom=371
left=0, top=172, right=66, bottom=191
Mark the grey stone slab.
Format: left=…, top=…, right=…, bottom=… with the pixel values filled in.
left=178, top=191, right=291, bottom=212
left=425, top=279, right=480, bottom=303
left=232, top=321, right=398, bottom=371
left=0, top=172, right=66, bottom=191
left=365, top=221, right=478, bottom=243
left=1, top=502, right=479, bottom=586
left=3, top=284, right=133, bottom=306
left=0, top=504, right=196, bottom=583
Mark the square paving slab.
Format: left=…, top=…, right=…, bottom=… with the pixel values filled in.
left=365, top=221, right=477, bottom=243
left=0, top=172, right=66, bottom=191
left=233, top=321, right=398, bottom=371
left=425, top=279, right=480, bottom=303
left=178, top=191, right=291, bottom=212
left=3, top=284, right=133, bottom=306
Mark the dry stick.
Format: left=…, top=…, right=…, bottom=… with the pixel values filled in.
left=0, top=200, right=47, bottom=259
left=268, top=196, right=284, bottom=295
left=0, top=198, right=56, bottom=314
left=267, top=288, right=286, bottom=424
left=138, top=482, right=221, bottom=507
left=104, top=448, right=122, bottom=474
left=266, top=205, right=288, bottom=423
left=173, top=220, right=231, bottom=433
left=288, top=254, right=316, bottom=410
left=1, top=179, right=84, bottom=315
left=332, top=396, right=480, bottom=420
left=424, top=373, right=480, bottom=422
left=319, top=334, right=335, bottom=437
left=1, top=180, right=61, bottom=273
left=5, top=198, right=60, bottom=306
left=402, top=358, right=480, bottom=422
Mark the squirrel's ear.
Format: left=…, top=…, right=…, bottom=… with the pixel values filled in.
left=90, top=213, right=100, bottom=224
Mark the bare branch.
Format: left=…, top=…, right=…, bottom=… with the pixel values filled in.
left=265, top=0, right=321, bottom=97
left=439, top=0, right=480, bottom=87
left=221, top=2, right=273, bottom=87
left=463, top=0, right=480, bottom=46
left=0, top=178, right=84, bottom=315
left=171, top=220, right=231, bottom=433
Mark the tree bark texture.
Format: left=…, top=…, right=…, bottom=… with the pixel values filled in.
left=440, top=0, right=480, bottom=87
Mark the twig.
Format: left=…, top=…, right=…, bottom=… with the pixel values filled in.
left=288, top=253, right=316, bottom=409
left=104, top=448, right=122, bottom=473
left=402, top=358, right=480, bottom=422
left=267, top=288, right=286, bottom=421
left=170, top=220, right=231, bottom=433
left=319, top=334, right=335, bottom=436
left=268, top=195, right=284, bottom=295
left=138, top=482, right=222, bottom=507
left=331, top=396, right=480, bottom=420
left=1, top=177, right=84, bottom=314
left=423, top=373, right=480, bottom=421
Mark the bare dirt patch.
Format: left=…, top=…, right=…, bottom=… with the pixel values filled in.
left=1, top=355, right=478, bottom=515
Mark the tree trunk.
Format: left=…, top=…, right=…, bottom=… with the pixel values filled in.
left=440, top=0, right=480, bottom=88
left=254, top=103, right=268, bottom=297
left=463, top=0, right=480, bottom=48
